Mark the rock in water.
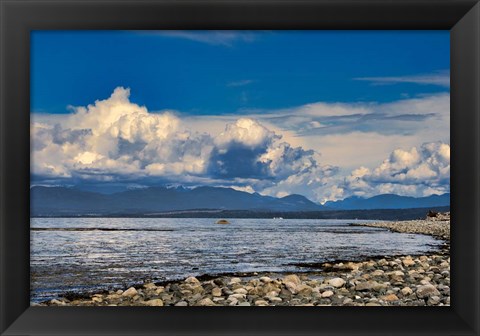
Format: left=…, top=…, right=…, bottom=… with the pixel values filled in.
left=216, top=219, right=230, bottom=224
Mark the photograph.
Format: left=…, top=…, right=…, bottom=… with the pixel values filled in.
left=30, top=30, right=451, bottom=307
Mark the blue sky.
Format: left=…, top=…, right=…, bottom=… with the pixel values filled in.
left=31, top=31, right=450, bottom=202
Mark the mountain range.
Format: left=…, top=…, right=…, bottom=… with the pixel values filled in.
left=30, top=186, right=324, bottom=216
left=324, top=193, right=450, bottom=210
left=30, top=186, right=450, bottom=216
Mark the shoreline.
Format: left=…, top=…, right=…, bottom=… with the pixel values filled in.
left=36, top=218, right=450, bottom=307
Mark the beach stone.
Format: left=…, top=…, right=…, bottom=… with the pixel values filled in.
left=191, top=285, right=204, bottom=294
left=283, top=274, right=301, bottom=286
left=229, top=277, right=242, bottom=285
left=328, top=278, right=346, bottom=288
left=267, top=296, right=282, bottom=303
left=233, top=288, right=248, bottom=295
left=229, top=294, right=246, bottom=300
left=321, top=290, right=334, bottom=298
left=143, top=283, right=157, bottom=289
left=228, top=298, right=238, bottom=306
left=213, top=279, right=225, bottom=286
left=260, top=276, right=272, bottom=283
left=377, top=259, right=388, bottom=266
left=185, top=277, right=201, bottom=285
left=401, top=287, right=413, bottom=296
left=50, top=299, right=66, bottom=305
left=212, top=287, right=222, bottom=297
left=263, top=283, right=280, bottom=295
left=355, top=281, right=378, bottom=291
left=428, top=295, right=441, bottom=305
left=175, top=301, right=188, bottom=306
left=402, top=257, right=415, bottom=267
left=366, top=302, right=382, bottom=306
left=122, top=287, right=138, bottom=297
left=92, top=296, right=103, bottom=303
left=265, top=290, right=278, bottom=297
left=238, top=302, right=251, bottom=306
left=381, top=294, right=399, bottom=302
left=231, top=283, right=244, bottom=290
left=198, top=298, right=216, bottom=306
left=283, top=276, right=301, bottom=294
left=417, top=285, right=440, bottom=299
left=297, top=284, right=313, bottom=295
left=254, top=299, right=269, bottom=306
left=144, top=299, right=164, bottom=306
left=371, top=270, right=384, bottom=277
left=106, top=293, right=121, bottom=301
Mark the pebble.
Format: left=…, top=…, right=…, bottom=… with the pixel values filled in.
left=144, top=299, right=164, bottom=306
left=328, top=278, right=346, bottom=288
left=197, top=298, right=216, bottom=306
left=321, top=291, right=334, bottom=298
left=211, top=287, right=222, bottom=297
left=416, top=285, right=440, bottom=299
left=122, top=287, right=138, bottom=297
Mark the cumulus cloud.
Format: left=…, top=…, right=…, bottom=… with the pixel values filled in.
left=31, top=88, right=336, bottom=202
left=341, top=142, right=450, bottom=198
left=208, top=118, right=327, bottom=185
left=31, top=87, right=214, bottom=181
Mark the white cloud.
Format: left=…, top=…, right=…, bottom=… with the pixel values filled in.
left=341, top=142, right=450, bottom=198
left=354, top=70, right=450, bottom=87
left=215, top=118, right=278, bottom=149
left=150, top=30, right=256, bottom=46
left=31, top=87, right=214, bottom=180
left=251, top=93, right=450, bottom=170
left=227, top=80, right=255, bottom=87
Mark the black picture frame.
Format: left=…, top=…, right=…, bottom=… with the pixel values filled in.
left=1, top=0, right=479, bottom=335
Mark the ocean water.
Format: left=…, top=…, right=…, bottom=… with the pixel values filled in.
left=30, top=217, right=443, bottom=302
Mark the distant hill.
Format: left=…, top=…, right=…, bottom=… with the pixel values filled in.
left=324, top=193, right=450, bottom=210
left=30, top=186, right=326, bottom=216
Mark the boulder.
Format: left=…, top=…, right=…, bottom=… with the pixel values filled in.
left=328, top=278, right=346, bottom=288
left=122, top=287, right=138, bottom=297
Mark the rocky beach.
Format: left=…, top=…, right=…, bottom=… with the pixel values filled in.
left=38, top=214, right=450, bottom=307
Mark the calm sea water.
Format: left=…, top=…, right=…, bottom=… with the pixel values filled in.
left=30, top=217, right=443, bottom=302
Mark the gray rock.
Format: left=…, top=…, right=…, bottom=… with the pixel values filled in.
left=416, top=285, right=440, bottom=299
